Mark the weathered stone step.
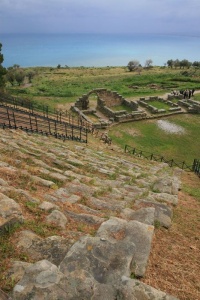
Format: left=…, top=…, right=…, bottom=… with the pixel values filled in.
left=0, top=128, right=182, bottom=299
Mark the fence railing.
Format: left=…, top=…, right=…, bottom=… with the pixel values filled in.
left=0, top=104, right=88, bottom=143
left=192, top=159, right=200, bottom=177
left=124, top=145, right=200, bottom=176
left=0, top=92, right=94, bottom=132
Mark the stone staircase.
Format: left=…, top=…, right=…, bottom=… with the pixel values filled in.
left=0, top=127, right=181, bottom=299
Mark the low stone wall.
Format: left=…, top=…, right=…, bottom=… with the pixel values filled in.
left=188, top=99, right=200, bottom=113
left=138, top=96, right=182, bottom=114
left=178, top=99, right=200, bottom=113
left=167, top=94, right=183, bottom=100
left=72, top=89, right=199, bottom=127
left=97, top=97, right=146, bottom=122
left=115, top=111, right=147, bottom=122
left=123, top=98, right=138, bottom=110
left=74, top=94, right=89, bottom=110
left=97, top=98, right=116, bottom=118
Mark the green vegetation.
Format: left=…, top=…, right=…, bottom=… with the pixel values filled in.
left=194, top=93, right=200, bottom=102
left=111, top=104, right=133, bottom=112
left=4, top=66, right=200, bottom=112
left=109, top=114, right=200, bottom=164
left=149, top=100, right=170, bottom=110
left=0, top=43, right=7, bottom=90
left=182, top=185, right=200, bottom=201
left=166, top=58, right=200, bottom=69
left=0, top=224, right=28, bottom=291
left=3, top=65, right=200, bottom=165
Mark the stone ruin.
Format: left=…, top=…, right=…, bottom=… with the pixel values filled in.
left=71, top=89, right=200, bottom=128
left=138, top=96, right=182, bottom=114
left=71, top=88, right=147, bottom=128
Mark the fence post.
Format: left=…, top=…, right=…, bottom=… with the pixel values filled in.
left=198, top=160, right=200, bottom=176
left=29, top=114, right=32, bottom=131
left=192, top=159, right=197, bottom=172
left=170, top=159, right=174, bottom=167
left=72, top=125, right=74, bottom=140
left=56, top=110, right=58, bottom=122
left=35, top=116, right=38, bottom=132
left=48, top=119, right=51, bottom=135
left=7, top=108, right=11, bottom=127
left=65, top=122, right=67, bottom=139
left=13, top=111, right=17, bottom=129
left=182, top=161, right=185, bottom=170
left=86, top=128, right=88, bottom=143
left=54, top=120, right=57, bottom=137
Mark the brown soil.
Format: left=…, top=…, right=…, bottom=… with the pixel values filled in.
left=142, top=171, right=200, bottom=300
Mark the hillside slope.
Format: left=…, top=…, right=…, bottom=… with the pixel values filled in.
left=0, top=127, right=198, bottom=299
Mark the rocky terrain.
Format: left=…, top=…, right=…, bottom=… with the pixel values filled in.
left=0, top=127, right=182, bottom=299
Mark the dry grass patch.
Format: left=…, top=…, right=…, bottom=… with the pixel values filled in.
left=142, top=171, right=200, bottom=300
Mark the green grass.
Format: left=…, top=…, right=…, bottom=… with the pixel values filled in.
left=111, top=104, right=133, bottom=112
left=182, top=185, right=200, bottom=201
left=4, top=66, right=200, bottom=165
left=149, top=100, right=170, bottom=110
left=109, top=114, right=200, bottom=164
left=6, top=66, right=200, bottom=112
left=194, top=93, right=200, bottom=102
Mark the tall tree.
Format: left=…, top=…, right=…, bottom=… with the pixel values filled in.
left=15, top=69, right=25, bottom=86
left=145, top=59, right=153, bottom=68
left=6, top=69, right=15, bottom=86
left=180, top=59, right=191, bottom=69
left=0, top=43, right=7, bottom=91
left=127, top=60, right=140, bottom=71
left=166, top=59, right=174, bottom=68
left=26, top=70, right=36, bottom=83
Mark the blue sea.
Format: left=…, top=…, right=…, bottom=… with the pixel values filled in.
left=0, top=33, right=200, bottom=68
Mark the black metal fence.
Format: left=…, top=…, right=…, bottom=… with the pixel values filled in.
left=125, top=145, right=200, bottom=176
left=192, top=159, right=200, bottom=177
left=0, top=92, right=93, bottom=132
left=0, top=104, right=88, bottom=143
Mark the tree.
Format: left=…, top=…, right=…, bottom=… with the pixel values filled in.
left=174, top=59, right=180, bottom=69
left=15, top=69, right=25, bottom=85
left=193, top=61, right=200, bottom=68
left=6, top=69, right=15, bottom=86
left=166, top=59, right=174, bottom=68
left=13, top=64, right=20, bottom=69
left=0, top=43, right=7, bottom=91
left=26, top=70, right=35, bottom=83
left=145, top=59, right=153, bottom=68
left=180, top=59, right=191, bottom=69
left=127, top=60, right=140, bottom=71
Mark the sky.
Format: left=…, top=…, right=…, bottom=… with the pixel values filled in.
left=0, top=0, right=200, bottom=36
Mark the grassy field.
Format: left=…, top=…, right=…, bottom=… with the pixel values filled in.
left=5, top=65, right=200, bottom=163
left=109, top=114, right=200, bottom=164
left=6, top=66, right=200, bottom=112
